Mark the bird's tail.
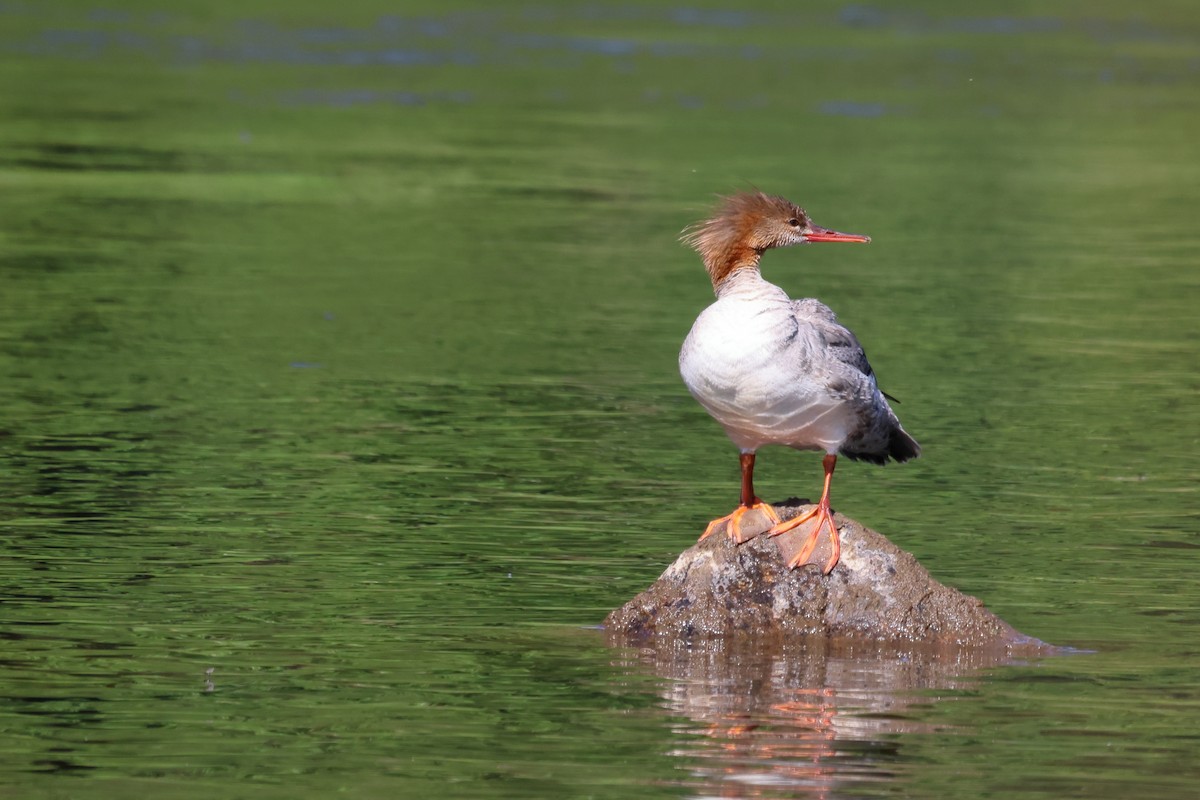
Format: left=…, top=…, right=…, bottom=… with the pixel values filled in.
left=888, top=426, right=921, bottom=463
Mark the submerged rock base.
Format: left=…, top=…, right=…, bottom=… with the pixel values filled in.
left=606, top=500, right=1049, bottom=650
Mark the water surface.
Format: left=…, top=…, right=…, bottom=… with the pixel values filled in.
left=2, top=2, right=1198, bottom=798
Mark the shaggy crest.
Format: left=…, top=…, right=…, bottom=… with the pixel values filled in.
left=681, top=191, right=811, bottom=289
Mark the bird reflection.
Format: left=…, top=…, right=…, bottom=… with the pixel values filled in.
left=611, top=635, right=1035, bottom=798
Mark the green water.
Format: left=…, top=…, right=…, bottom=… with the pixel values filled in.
left=2, top=1, right=1198, bottom=797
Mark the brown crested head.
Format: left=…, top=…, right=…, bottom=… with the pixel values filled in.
left=680, top=191, right=869, bottom=290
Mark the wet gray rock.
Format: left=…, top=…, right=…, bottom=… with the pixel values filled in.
left=605, top=501, right=1049, bottom=650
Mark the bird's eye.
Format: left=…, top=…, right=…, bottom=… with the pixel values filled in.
left=787, top=218, right=801, bottom=227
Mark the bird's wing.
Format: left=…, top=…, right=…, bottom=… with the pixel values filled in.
left=791, top=298, right=876, bottom=382
left=789, top=299, right=917, bottom=464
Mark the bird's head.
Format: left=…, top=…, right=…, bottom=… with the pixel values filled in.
left=681, top=191, right=869, bottom=289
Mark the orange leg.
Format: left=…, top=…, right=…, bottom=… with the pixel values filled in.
left=767, top=454, right=841, bottom=574
left=699, top=452, right=781, bottom=543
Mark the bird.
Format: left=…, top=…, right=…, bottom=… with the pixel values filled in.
left=678, top=191, right=919, bottom=574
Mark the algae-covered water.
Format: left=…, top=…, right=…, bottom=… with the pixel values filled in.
left=2, top=2, right=1198, bottom=798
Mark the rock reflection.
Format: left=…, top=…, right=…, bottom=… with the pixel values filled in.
left=611, top=635, right=1034, bottom=798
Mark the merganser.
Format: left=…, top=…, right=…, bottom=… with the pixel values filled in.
left=678, top=191, right=920, bottom=574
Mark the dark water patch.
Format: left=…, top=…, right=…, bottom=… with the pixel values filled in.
left=19, top=27, right=157, bottom=59
left=24, top=437, right=116, bottom=454
left=374, top=15, right=455, bottom=38
left=1, top=142, right=299, bottom=176
left=3, top=106, right=142, bottom=123
left=6, top=8, right=864, bottom=72
left=252, top=46, right=475, bottom=68
left=669, top=8, right=755, bottom=28
left=29, top=758, right=97, bottom=774
left=946, top=16, right=1064, bottom=35
left=507, top=33, right=653, bottom=57
left=4, top=142, right=187, bottom=173
left=0, top=252, right=117, bottom=277
left=839, top=6, right=1065, bottom=36
left=817, top=100, right=892, bottom=117
left=501, top=32, right=773, bottom=62
left=116, top=404, right=162, bottom=414
left=489, top=185, right=627, bottom=203
left=9, top=14, right=486, bottom=67
left=838, top=5, right=1196, bottom=51
left=276, top=88, right=473, bottom=108
left=1147, top=539, right=1200, bottom=550
left=15, top=28, right=99, bottom=58
left=174, top=30, right=479, bottom=68
left=6, top=3, right=1193, bottom=93
left=1080, top=17, right=1186, bottom=45
left=839, top=4, right=890, bottom=28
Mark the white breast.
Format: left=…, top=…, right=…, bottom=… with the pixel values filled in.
left=679, top=274, right=856, bottom=454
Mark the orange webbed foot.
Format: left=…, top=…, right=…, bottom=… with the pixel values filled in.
left=699, top=499, right=781, bottom=544
left=766, top=501, right=841, bottom=574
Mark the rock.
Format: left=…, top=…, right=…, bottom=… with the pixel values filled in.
left=605, top=500, right=1050, bottom=650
